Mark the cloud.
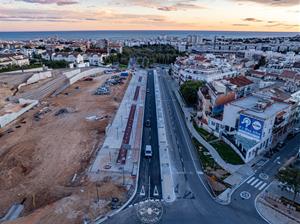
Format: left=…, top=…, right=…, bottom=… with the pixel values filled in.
left=112, top=0, right=206, bottom=11
left=17, top=0, right=78, bottom=5
left=232, top=0, right=300, bottom=7
left=0, top=6, right=193, bottom=28
left=243, top=17, right=263, bottom=22
left=232, top=23, right=250, bottom=26
left=157, top=2, right=205, bottom=11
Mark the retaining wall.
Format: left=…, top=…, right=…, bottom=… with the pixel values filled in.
left=63, top=69, right=81, bottom=79
left=26, top=71, right=52, bottom=85
left=0, top=98, right=38, bottom=128
left=69, top=68, right=106, bottom=85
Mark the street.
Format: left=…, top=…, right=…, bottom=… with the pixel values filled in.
left=131, top=70, right=162, bottom=203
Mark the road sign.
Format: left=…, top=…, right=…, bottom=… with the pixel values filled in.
left=153, top=186, right=159, bottom=196
left=140, top=185, right=146, bottom=196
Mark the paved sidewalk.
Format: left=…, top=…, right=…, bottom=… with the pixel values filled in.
left=89, top=71, right=146, bottom=186
left=154, top=70, right=176, bottom=203
left=256, top=182, right=300, bottom=224
left=173, top=90, right=241, bottom=174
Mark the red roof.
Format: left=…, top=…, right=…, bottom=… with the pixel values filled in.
left=227, top=76, right=253, bottom=87
left=281, top=70, right=298, bottom=79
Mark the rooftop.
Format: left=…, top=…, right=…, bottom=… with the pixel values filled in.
left=231, top=95, right=289, bottom=120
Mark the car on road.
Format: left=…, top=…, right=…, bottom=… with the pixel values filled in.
left=145, top=119, right=151, bottom=127
left=145, top=145, right=152, bottom=157
left=146, top=89, right=150, bottom=93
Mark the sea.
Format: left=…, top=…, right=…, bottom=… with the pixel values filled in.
left=0, top=30, right=298, bottom=41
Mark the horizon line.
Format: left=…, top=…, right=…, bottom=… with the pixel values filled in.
left=0, top=29, right=299, bottom=33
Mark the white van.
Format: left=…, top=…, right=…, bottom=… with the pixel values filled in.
left=145, top=145, right=152, bottom=157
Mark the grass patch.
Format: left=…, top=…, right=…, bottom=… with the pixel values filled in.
left=193, top=122, right=217, bottom=142
left=119, top=64, right=128, bottom=70
left=211, top=141, right=244, bottom=165
left=192, top=137, right=221, bottom=170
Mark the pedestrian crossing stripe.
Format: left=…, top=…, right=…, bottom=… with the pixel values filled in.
left=251, top=179, right=259, bottom=186
left=259, top=183, right=267, bottom=191
left=247, top=177, right=255, bottom=184
left=140, top=185, right=145, bottom=196
left=255, top=181, right=263, bottom=188
left=246, top=177, right=268, bottom=191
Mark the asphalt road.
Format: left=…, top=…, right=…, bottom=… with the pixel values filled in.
left=104, top=68, right=300, bottom=224
left=131, top=70, right=162, bottom=203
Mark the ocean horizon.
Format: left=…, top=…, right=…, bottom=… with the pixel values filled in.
left=0, top=30, right=299, bottom=41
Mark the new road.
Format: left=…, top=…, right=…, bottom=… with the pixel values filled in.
left=104, top=68, right=300, bottom=224
left=131, top=70, right=162, bottom=203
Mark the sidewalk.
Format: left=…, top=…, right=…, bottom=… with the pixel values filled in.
left=154, top=70, right=176, bottom=203
left=256, top=181, right=300, bottom=224
left=173, top=89, right=241, bottom=174
left=89, top=71, right=146, bottom=186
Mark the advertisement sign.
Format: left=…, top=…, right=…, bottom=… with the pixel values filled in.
left=239, top=114, right=264, bottom=140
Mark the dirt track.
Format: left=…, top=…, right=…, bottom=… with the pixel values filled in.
left=0, top=74, right=130, bottom=223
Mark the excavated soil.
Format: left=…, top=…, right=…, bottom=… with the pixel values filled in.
left=0, top=74, right=130, bottom=223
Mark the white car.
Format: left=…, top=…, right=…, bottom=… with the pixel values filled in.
left=145, top=145, right=152, bottom=157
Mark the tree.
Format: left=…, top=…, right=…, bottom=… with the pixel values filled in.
left=180, top=80, right=204, bottom=106
left=277, top=167, right=300, bottom=203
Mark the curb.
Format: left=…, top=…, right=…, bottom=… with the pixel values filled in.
left=93, top=71, right=146, bottom=224
left=254, top=182, right=273, bottom=224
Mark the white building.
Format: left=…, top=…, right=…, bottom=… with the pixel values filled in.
left=222, top=96, right=291, bottom=162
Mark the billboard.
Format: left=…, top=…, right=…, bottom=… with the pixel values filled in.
left=238, top=114, right=264, bottom=140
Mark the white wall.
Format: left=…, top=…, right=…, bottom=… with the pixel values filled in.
left=26, top=71, right=52, bottom=85
left=0, top=99, right=38, bottom=128
left=69, top=68, right=106, bottom=85
left=63, top=69, right=81, bottom=79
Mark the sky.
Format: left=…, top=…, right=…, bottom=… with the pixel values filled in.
left=0, top=0, right=299, bottom=32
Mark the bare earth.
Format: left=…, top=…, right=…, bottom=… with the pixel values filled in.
left=0, top=74, right=130, bottom=223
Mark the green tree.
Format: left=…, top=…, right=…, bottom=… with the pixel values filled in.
left=277, top=167, right=300, bottom=203
left=180, top=80, right=204, bottom=106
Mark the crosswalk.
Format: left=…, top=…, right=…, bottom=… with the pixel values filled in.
left=246, top=176, right=268, bottom=191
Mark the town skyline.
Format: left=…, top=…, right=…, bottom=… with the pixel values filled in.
left=0, top=0, right=299, bottom=32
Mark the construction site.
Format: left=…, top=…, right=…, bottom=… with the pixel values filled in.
left=0, top=68, right=131, bottom=224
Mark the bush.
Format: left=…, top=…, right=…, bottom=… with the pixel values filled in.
left=180, top=80, right=204, bottom=106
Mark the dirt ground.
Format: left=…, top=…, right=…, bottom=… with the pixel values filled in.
left=0, top=74, right=131, bottom=223
left=0, top=83, right=13, bottom=109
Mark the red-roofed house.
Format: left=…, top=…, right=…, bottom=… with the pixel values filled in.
left=279, top=70, right=300, bottom=85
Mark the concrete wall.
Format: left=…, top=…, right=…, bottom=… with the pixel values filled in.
left=1, top=67, right=44, bottom=74
left=69, top=68, right=106, bottom=85
left=26, top=71, right=52, bottom=85
left=63, top=69, right=81, bottom=79
left=0, top=98, right=38, bottom=128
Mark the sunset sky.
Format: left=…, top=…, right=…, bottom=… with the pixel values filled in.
left=0, top=0, right=299, bottom=32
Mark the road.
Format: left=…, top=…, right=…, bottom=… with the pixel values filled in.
left=131, top=70, right=162, bottom=203
left=103, top=68, right=300, bottom=224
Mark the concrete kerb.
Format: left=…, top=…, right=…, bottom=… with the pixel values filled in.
left=169, top=87, right=218, bottom=202
left=218, top=173, right=256, bottom=205
left=93, top=71, right=146, bottom=224
left=254, top=182, right=273, bottom=224
left=171, top=87, right=256, bottom=205
left=154, top=70, right=176, bottom=203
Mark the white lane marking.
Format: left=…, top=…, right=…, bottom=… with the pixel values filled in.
left=140, top=185, right=145, bottom=196
left=153, top=185, right=159, bottom=196
left=251, top=179, right=259, bottom=186
left=255, top=181, right=263, bottom=189
left=247, top=177, right=256, bottom=184
left=259, top=183, right=267, bottom=191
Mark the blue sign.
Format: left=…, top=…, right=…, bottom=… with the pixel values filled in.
left=239, top=114, right=264, bottom=140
